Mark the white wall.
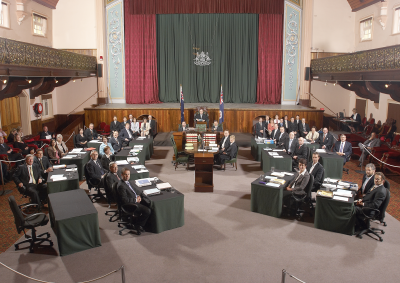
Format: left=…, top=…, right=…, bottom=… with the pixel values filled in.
left=312, top=0, right=355, bottom=53
left=52, top=0, right=97, bottom=49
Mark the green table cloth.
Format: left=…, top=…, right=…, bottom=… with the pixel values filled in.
left=251, top=171, right=294, bottom=218
left=129, top=137, right=154, bottom=160
left=115, top=148, right=146, bottom=165
left=319, top=152, right=343, bottom=179
left=251, top=138, right=276, bottom=161
left=49, top=189, right=101, bottom=256
left=133, top=180, right=184, bottom=233
left=117, top=164, right=149, bottom=181
left=60, top=150, right=90, bottom=181
left=87, top=140, right=103, bottom=152
left=304, top=143, right=320, bottom=151
left=314, top=195, right=356, bottom=235
left=261, top=149, right=292, bottom=173
left=47, top=165, right=80, bottom=194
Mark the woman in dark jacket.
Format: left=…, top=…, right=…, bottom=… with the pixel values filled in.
left=75, top=128, right=87, bottom=148
left=13, top=134, right=35, bottom=155
left=101, top=146, right=116, bottom=173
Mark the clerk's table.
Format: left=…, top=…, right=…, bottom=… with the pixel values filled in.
left=129, top=137, right=154, bottom=160
left=46, top=164, right=80, bottom=194
left=318, top=150, right=344, bottom=179
left=60, top=149, right=90, bottom=181
left=261, top=149, right=292, bottom=173
left=251, top=138, right=276, bottom=161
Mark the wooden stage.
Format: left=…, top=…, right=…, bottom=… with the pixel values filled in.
left=85, top=103, right=324, bottom=133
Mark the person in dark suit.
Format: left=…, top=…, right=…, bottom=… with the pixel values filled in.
left=178, top=121, right=188, bottom=132
left=0, top=136, right=24, bottom=165
left=33, top=149, right=53, bottom=182
left=348, top=108, right=362, bottom=132
left=271, top=124, right=280, bottom=141
left=281, top=132, right=298, bottom=155
left=295, top=115, right=301, bottom=130
left=75, top=128, right=88, bottom=148
left=299, top=118, right=310, bottom=138
left=148, top=115, right=157, bottom=136
left=104, top=162, right=121, bottom=202
left=216, top=135, right=238, bottom=166
left=110, top=131, right=123, bottom=152
left=120, top=116, right=129, bottom=131
left=84, top=123, right=98, bottom=141
left=194, top=109, right=209, bottom=127
left=358, top=132, right=380, bottom=167
left=120, top=123, right=135, bottom=146
left=283, top=115, right=289, bottom=132
left=211, top=120, right=222, bottom=132
left=14, top=134, right=35, bottom=155
left=307, top=152, right=324, bottom=192
left=288, top=117, right=298, bottom=136
left=355, top=172, right=387, bottom=230
left=218, top=130, right=230, bottom=151
left=315, top=127, right=334, bottom=150
left=356, top=163, right=376, bottom=200
left=283, top=158, right=310, bottom=208
left=275, top=126, right=289, bottom=146
left=110, top=116, right=121, bottom=133
left=333, top=134, right=352, bottom=165
left=117, top=168, right=151, bottom=235
left=86, top=150, right=106, bottom=188
left=40, top=126, right=55, bottom=140
left=278, top=118, right=285, bottom=129
left=13, top=155, right=47, bottom=209
left=292, top=137, right=308, bottom=169
left=101, top=146, right=116, bottom=173
left=255, top=117, right=266, bottom=138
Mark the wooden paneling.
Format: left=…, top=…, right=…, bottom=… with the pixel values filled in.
left=347, top=0, right=382, bottom=12
left=85, top=108, right=324, bottom=133
left=0, top=96, right=21, bottom=133
left=32, top=0, right=59, bottom=9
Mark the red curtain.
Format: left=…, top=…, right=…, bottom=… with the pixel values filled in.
left=124, top=1, right=160, bottom=104
left=257, top=14, right=283, bottom=104
left=129, top=0, right=283, bottom=15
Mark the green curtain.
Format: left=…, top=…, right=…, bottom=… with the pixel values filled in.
left=157, top=14, right=258, bottom=103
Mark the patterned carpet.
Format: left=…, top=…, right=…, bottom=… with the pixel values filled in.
left=0, top=157, right=399, bottom=254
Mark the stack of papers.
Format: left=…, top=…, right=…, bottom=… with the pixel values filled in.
left=266, top=182, right=280, bottom=187
left=209, top=143, right=217, bottom=147
left=268, top=152, right=278, bottom=156
left=271, top=172, right=285, bottom=178
left=208, top=148, right=218, bottom=152
left=116, top=160, right=129, bottom=165
left=316, top=149, right=326, bottom=153
left=50, top=174, right=67, bottom=181
left=65, top=168, right=77, bottom=172
left=132, top=165, right=146, bottom=170
left=156, top=182, right=172, bottom=190
left=70, top=148, right=83, bottom=153
left=134, top=145, right=143, bottom=149
left=136, top=137, right=146, bottom=140
left=53, top=164, right=66, bottom=169
left=323, top=183, right=344, bottom=190
left=333, top=196, right=349, bottom=202
left=135, top=178, right=152, bottom=187
left=62, top=156, right=74, bottom=159
left=127, top=157, right=139, bottom=163
left=333, top=189, right=353, bottom=198
left=273, top=156, right=284, bottom=158
left=197, top=149, right=206, bottom=152
left=91, top=140, right=103, bottom=143
left=283, top=172, right=294, bottom=176
left=272, top=149, right=284, bottom=152
left=143, top=188, right=161, bottom=196
left=338, top=181, right=351, bottom=188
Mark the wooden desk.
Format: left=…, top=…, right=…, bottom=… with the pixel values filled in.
left=194, top=153, right=214, bottom=193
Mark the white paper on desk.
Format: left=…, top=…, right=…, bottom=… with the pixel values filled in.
left=127, top=157, right=139, bottom=163
left=268, top=152, right=278, bottom=156
left=284, top=172, right=294, bottom=176
left=62, top=156, right=74, bottom=159
left=45, top=135, right=52, bottom=140
left=156, top=182, right=172, bottom=190
left=134, top=145, right=143, bottom=148
left=272, top=149, right=284, bottom=152
left=338, top=181, right=351, bottom=188
left=334, top=189, right=352, bottom=198
left=197, top=149, right=206, bottom=152
left=273, top=156, right=284, bottom=158
left=50, top=174, right=64, bottom=179
left=264, top=176, right=277, bottom=180
left=53, top=165, right=66, bottom=169
left=116, top=160, right=129, bottom=165
left=70, top=149, right=83, bottom=153
left=137, top=169, right=149, bottom=173
left=333, top=196, right=349, bottom=202
left=91, top=140, right=103, bottom=143
left=66, top=155, right=77, bottom=158
left=132, top=165, right=145, bottom=170
left=52, top=177, right=68, bottom=181
left=271, top=172, right=285, bottom=177
left=136, top=137, right=146, bottom=140
left=316, top=149, right=326, bottom=153
left=65, top=168, right=77, bottom=172
left=266, top=182, right=280, bottom=187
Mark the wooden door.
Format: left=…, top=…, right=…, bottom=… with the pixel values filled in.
left=387, top=102, right=400, bottom=125
left=0, top=96, right=21, bottom=134
left=356, top=99, right=366, bottom=119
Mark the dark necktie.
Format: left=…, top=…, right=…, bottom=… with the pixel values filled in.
left=126, top=181, right=137, bottom=198
left=39, top=159, right=44, bottom=170
left=115, top=173, right=120, bottom=180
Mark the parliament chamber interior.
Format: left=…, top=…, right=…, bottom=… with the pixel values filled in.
left=1, top=0, right=400, bottom=282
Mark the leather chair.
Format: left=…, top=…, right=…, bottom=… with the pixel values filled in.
left=84, top=163, right=104, bottom=203
left=114, top=182, right=140, bottom=235
left=8, top=195, right=53, bottom=253
left=224, top=148, right=238, bottom=171
left=292, top=175, right=314, bottom=219
left=170, top=136, right=189, bottom=170
left=104, top=173, right=118, bottom=222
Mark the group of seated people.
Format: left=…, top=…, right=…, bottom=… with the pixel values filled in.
left=110, top=115, right=156, bottom=136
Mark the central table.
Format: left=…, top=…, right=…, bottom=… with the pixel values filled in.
left=87, top=140, right=103, bottom=152
left=60, top=150, right=90, bottom=181
left=132, top=179, right=184, bottom=233
left=115, top=147, right=146, bottom=165
left=251, top=138, right=276, bottom=161
left=47, top=164, right=80, bottom=194
left=318, top=151, right=343, bottom=179
left=49, top=189, right=101, bottom=256
left=129, top=137, right=154, bottom=160
left=117, top=164, right=149, bottom=181
left=261, top=149, right=292, bottom=173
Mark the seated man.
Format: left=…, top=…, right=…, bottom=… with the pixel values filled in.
left=216, top=135, right=238, bottom=166
left=178, top=121, right=188, bottom=132
left=33, top=149, right=53, bottom=182
left=305, top=126, right=319, bottom=142
left=356, top=163, right=376, bottom=200
left=84, top=123, right=99, bottom=141
left=211, top=120, right=222, bottom=132
left=283, top=158, right=310, bottom=208
left=0, top=136, right=24, bottom=166
left=40, top=126, right=55, bottom=140
left=287, top=117, right=298, bottom=136
left=194, top=109, right=209, bottom=127
left=13, top=155, right=47, bottom=209
left=299, top=118, right=310, bottom=138
left=281, top=132, right=298, bottom=155
left=104, top=162, right=121, bottom=199
left=148, top=115, right=157, bottom=136
left=255, top=117, right=265, bottom=138
left=218, top=130, right=230, bottom=151
left=110, top=131, right=123, bottom=152
left=120, top=116, right=129, bottom=131
left=275, top=126, right=289, bottom=146
left=334, top=134, right=352, bottom=165
left=110, top=116, right=121, bottom=133
left=86, top=150, right=106, bottom=188
left=358, top=132, right=380, bottom=167
left=117, top=168, right=151, bottom=235
left=270, top=124, right=280, bottom=141
left=315, top=127, right=333, bottom=150
left=355, top=172, right=387, bottom=231
left=120, top=123, right=135, bottom=147
left=292, top=137, right=308, bottom=169
left=140, top=118, right=150, bottom=137
left=307, top=152, right=324, bottom=192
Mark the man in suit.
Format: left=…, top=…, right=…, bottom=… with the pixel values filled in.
left=283, top=158, right=310, bottom=209
left=117, top=168, right=151, bottom=235
left=355, top=172, right=387, bottom=230
left=110, top=116, right=121, bottom=133
left=356, top=163, right=376, bottom=200
left=283, top=115, right=289, bottom=132
left=194, top=109, right=209, bottom=127
left=120, top=123, right=135, bottom=146
left=0, top=136, right=24, bottom=165
left=281, top=132, right=298, bottom=155
left=358, top=132, right=380, bottom=167
left=216, top=135, right=238, bottom=166
left=292, top=137, right=308, bottom=169
left=40, top=126, right=55, bottom=140
left=13, top=155, right=47, bottom=209
left=276, top=126, right=289, bottom=146
left=128, top=114, right=134, bottom=125
left=271, top=124, right=280, bottom=141
left=86, top=150, right=106, bottom=188
left=218, top=130, right=230, bottom=151
left=110, top=131, right=123, bottom=152
left=211, top=120, right=222, bottom=131
left=334, top=134, right=352, bottom=165
left=295, top=115, right=301, bottom=129
left=120, top=116, right=129, bottom=131
left=255, top=117, right=265, bottom=138
left=307, top=152, right=324, bottom=192
left=178, top=121, right=188, bottom=132
left=288, top=117, right=298, bottom=136
left=148, top=115, right=157, bottom=136
left=299, top=118, right=310, bottom=138
left=104, top=162, right=121, bottom=200
left=34, top=149, right=53, bottom=182
left=84, top=123, right=98, bottom=141
left=315, top=127, right=334, bottom=150
left=305, top=126, right=319, bottom=142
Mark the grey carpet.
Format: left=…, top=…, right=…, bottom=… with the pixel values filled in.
left=1, top=146, right=400, bottom=283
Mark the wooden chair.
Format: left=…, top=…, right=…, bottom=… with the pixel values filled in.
left=224, top=147, right=238, bottom=171
left=170, top=136, right=189, bottom=170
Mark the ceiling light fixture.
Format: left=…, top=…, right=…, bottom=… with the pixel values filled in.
left=3, top=80, right=6, bottom=84
left=385, top=84, right=389, bottom=88
left=325, top=80, right=327, bottom=86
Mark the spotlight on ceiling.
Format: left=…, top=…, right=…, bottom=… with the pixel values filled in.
left=3, top=80, right=6, bottom=84
left=348, top=83, right=352, bottom=87
left=385, top=84, right=389, bottom=88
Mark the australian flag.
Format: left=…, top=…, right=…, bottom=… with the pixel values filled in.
left=219, top=85, right=224, bottom=124
left=180, top=85, right=184, bottom=123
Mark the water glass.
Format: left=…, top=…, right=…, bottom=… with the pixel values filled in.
left=260, top=174, right=264, bottom=180
left=271, top=167, right=275, bottom=173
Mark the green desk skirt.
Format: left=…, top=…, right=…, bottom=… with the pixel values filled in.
left=251, top=138, right=276, bottom=161
left=314, top=196, right=355, bottom=235
left=49, top=190, right=101, bottom=256
left=47, top=167, right=80, bottom=194
left=319, top=153, right=343, bottom=179
left=129, top=137, right=154, bottom=160
left=261, top=150, right=292, bottom=173
left=60, top=151, right=90, bottom=181
left=251, top=181, right=283, bottom=218
left=87, top=141, right=102, bottom=152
